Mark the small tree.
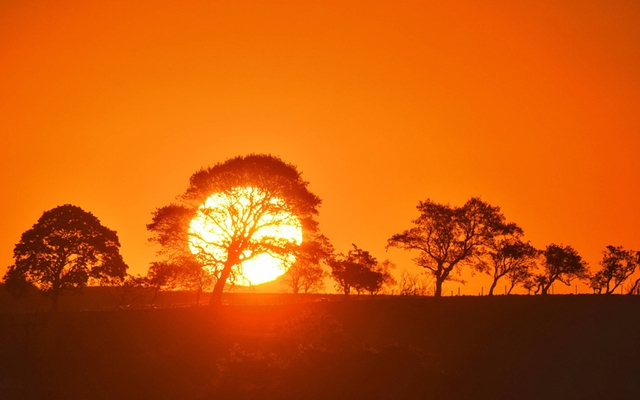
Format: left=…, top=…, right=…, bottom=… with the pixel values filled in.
left=397, top=269, right=433, bottom=296
left=285, top=262, right=326, bottom=294
left=179, top=256, right=215, bottom=305
left=475, top=236, right=539, bottom=295
left=329, top=244, right=384, bottom=296
left=117, top=274, right=148, bottom=308
left=533, top=244, right=589, bottom=295
left=387, top=198, right=517, bottom=297
left=505, top=256, right=537, bottom=295
left=589, top=246, right=640, bottom=294
left=3, top=204, right=128, bottom=311
left=146, top=261, right=182, bottom=306
left=370, top=259, right=397, bottom=295
left=282, top=234, right=333, bottom=294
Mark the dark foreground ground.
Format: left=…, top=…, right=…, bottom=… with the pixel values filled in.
left=1, top=295, right=639, bottom=400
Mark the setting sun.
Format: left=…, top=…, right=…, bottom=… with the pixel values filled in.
left=188, top=186, right=303, bottom=286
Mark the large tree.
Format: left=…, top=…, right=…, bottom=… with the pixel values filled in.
left=589, top=246, right=639, bottom=294
left=147, top=154, right=321, bottom=305
left=3, top=204, right=128, bottom=311
left=387, top=197, right=517, bottom=297
left=532, top=244, right=589, bottom=295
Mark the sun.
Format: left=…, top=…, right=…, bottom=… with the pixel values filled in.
left=188, top=186, right=302, bottom=286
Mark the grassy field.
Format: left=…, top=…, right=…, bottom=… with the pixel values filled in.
left=1, top=294, right=639, bottom=399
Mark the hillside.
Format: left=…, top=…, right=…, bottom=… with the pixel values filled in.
left=1, top=295, right=639, bottom=399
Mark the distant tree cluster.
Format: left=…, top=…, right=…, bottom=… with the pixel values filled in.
left=388, top=197, right=639, bottom=297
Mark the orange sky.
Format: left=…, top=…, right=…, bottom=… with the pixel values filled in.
left=1, top=0, right=639, bottom=295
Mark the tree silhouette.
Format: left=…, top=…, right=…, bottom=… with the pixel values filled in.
left=147, top=154, right=321, bottom=305
left=178, top=256, right=215, bottom=305
left=397, top=269, right=434, bottom=296
left=328, top=244, right=384, bottom=295
left=589, top=246, right=640, bottom=294
left=475, top=235, right=539, bottom=295
left=387, top=198, right=517, bottom=297
left=282, top=234, right=333, bottom=294
left=116, top=274, right=147, bottom=308
left=505, top=253, right=537, bottom=295
left=145, top=261, right=183, bottom=306
left=531, top=244, right=589, bottom=295
left=3, top=204, right=128, bottom=311
left=372, top=259, right=398, bottom=295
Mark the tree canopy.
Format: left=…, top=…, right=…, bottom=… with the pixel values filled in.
left=3, top=204, right=128, bottom=310
left=531, top=244, right=589, bottom=295
left=282, top=234, right=333, bottom=294
left=589, top=245, right=639, bottom=294
left=387, top=197, right=517, bottom=297
left=475, top=235, right=539, bottom=295
left=329, top=244, right=387, bottom=295
left=147, top=154, right=322, bottom=305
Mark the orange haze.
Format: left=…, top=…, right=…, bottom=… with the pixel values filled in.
left=1, top=0, right=639, bottom=295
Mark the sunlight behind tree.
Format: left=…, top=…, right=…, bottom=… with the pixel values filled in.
left=147, top=154, right=322, bottom=305
left=188, top=187, right=303, bottom=286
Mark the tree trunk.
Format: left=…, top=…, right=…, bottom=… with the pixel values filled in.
left=433, top=277, right=444, bottom=297
left=195, top=288, right=201, bottom=306
left=210, top=262, right=233, bottom=306
left=627, top=278, right=640, bottom=295
left=488, top=279, right=498, bottom=296
left=541, top=282, right=551, bottom=295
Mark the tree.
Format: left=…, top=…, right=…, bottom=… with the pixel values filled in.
left=145, top=261, right=182, bottom=306
left=178, top=256, right=215, bottom=305
left=284, top=261, right=326, bottom=294
left=372, top=259, right=398, bottom=295
left=282, top=234, right=333, bottom=294
left=387, top=197, right=517, bottom=297
left=533, top=244, right=589, bottom=295
left=505, top=254, right=537, bottom=295
left=397, top=269, right=434, bottom=296
left=589, top=246, right=640, bottom=294
left=328, top=244, right=384, bottom=296
left=3, top=204, right=128, bottom=311
left=475, top=236, right=539, bottom=295
left=116, top=274, right=148, bottom=308
left=147, top=154, right=321, bottom=306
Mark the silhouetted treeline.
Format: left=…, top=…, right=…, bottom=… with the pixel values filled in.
left=3, top=159, right=640, bottom=309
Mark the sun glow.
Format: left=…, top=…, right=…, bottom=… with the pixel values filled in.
left=188, top=187, right=302, bottom=286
